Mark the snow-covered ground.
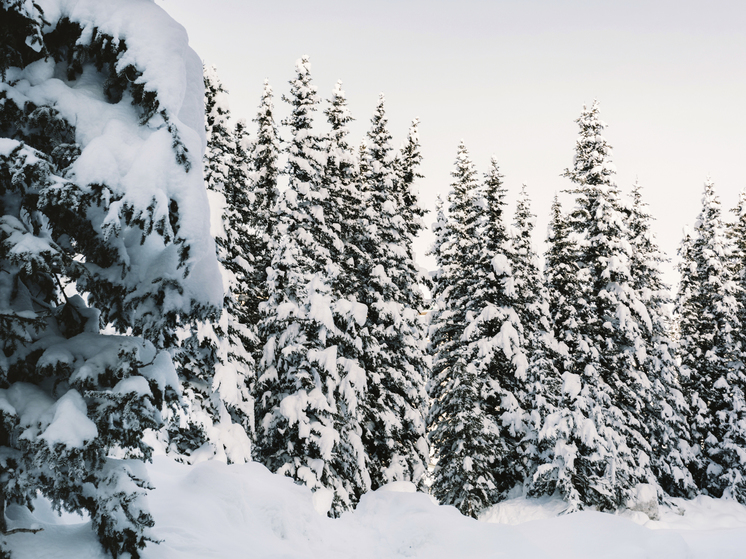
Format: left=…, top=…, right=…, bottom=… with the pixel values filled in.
left=6, top=456, right=746, bottom=558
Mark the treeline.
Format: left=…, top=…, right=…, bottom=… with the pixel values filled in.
left=198, top=57, right=430, bottom=516
left=207, top=55, right=746, bottom=520
left=429, top=104, right=746, bottom=517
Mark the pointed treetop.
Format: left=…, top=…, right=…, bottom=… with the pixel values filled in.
left=253, top=78, right=279, bottom=166
left=369, top=94, right=391, bottom=139
left=332, top=79, right=346, bottom=101
left=400, top=117, right=423, bottom=181
left=513, top=182, right=536, bottom=256
left=261, top=78, right=274, bottom=103
left=736, top=187, right=746, bottom=217
left=408, top=117, right=420, bottom=141
left=325, top=80, right=353, bottom=137
left=695, top=177, right=722, bottom=230
left=450, top=140, right=479, bottom=195
left=631, top=176, right=643, bottom=199
left=365, top=93, right=397, bottom=172
left=448, top=141, right=480, bottom=225
left=484, top=156, right=507, bottom=217
left=563, top=100, right=616, bottom=188
left=398, top=117, right=426, bottom=237
left=485, top=156, right=504, bottom=186
left=514, top=183, right=536, bottom=235
left=282, top=55, right=320, bottom=132
left=701, top=176, right=718, bottom=203
left=547, top=193, right=564, bottom=239
left=296, top=54, right=312, bottom=76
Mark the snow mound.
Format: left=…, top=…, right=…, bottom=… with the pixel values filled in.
left=6, top=458, right=746, bottom=558
left=480, top=493, right=571, bottom=524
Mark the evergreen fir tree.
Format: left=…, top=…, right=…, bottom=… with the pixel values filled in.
left=323, top=81, right=366, bottom=301
left=169, top=64, right=253, bottom=464
left=628, top=180, right=696, bottom=498
left=467, top=157, right=529, bottom=498
left=542, top=102, right=654, bottom=510
left=676, top=179, right=746, bottom=501
left=530, top=194, right=587, bottom=505
left=358, top=94, right=429, bottom=491
left=544, top=194, right=584, bottom=363
left=396, top=118, right=427, bottom=240
left=203, top=64, right=234, bottom=201
left=0, top=3, right=222, bottom=555
left=246, top=79, right=281, bottom=338
left=321, top=79, right=372, bottom=500
left=428, top=142, right=502, bottom=517
left=508, top=185, right=562, bottom=488
left=210, top=85, right=258, bottom=457
left=729, top=188, right=746, bottom=361
left=254, top=57, right=366, bottom=515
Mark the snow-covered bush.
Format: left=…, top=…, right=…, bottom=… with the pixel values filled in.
left=0, top=0, right=220, bottom=555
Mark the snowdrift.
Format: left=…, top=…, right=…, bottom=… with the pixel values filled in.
left=6, top=456, right=746, bottom=558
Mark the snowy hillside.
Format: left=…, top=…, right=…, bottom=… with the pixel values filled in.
left=6, top=457, right=746, bottom=559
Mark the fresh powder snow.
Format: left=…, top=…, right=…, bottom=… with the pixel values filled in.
left=5, top=456, right=746, bottom=558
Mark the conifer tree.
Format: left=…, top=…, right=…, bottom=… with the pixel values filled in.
left=246, top=79, right=281, bottom=335
left=729, top=188, right=746, bottom=357
left=530, top=194, right=587, bottom=505
left=358, top=94, right=429, bottom=491
left=467, top=158, right=529, bottom=498
left=547, top=102, right=654, bottom=510
left=428, top=142, right=503, bottom=517
left=254, top=57, right=367, bottom=515
left=676, top=179, right=746, bottom=501
left=544, top=195, right=583, bottom=363
left=397, top=118, right=427, bottom=240
left=509, top=185, right=562, bottom=485
left=321, top=79, right=372, bottom=500
left=323, top=81, right=366, bottom=300
left=203, top=64, right=234, bottom=202
left=0, top=2, right=221, bottom=555
left=169, top=65, right=253, bottom=464
left=211, top=108, right=257, bottom=457
left=628, top=180, right=696, bottom=498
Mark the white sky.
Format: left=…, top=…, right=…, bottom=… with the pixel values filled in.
left=157, top=0, right=746, bottom=287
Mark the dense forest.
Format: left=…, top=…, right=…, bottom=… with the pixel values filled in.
left=1, top=1, right=746, bottom=558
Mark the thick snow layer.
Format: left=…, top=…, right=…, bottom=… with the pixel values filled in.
left=6, top=457, right=746, bottom=558
left=6, top=0, right=222, bottom=310
left=38, top=389, right=98, bottom=448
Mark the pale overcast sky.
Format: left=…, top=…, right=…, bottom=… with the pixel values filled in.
left=156, top=0, right=746, bottom=286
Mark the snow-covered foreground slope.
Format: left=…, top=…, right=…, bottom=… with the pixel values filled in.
left=6, top=456, right=746, bottom=558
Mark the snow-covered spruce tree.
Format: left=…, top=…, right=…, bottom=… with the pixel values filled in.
left=0, top=1, right=221, bottom=556
left=427, top=142, right=503, bottom=517
left=358, top=94, right=429, bottom=491
left=529, top=194, right=589, bottom=505
left=319, top=79, right=372, bottom=499
left=556, top=101, right=655, bottom=509
left=167, top=64, right=253, bottom=464
left=204, top=65, right=255, bottom=458
left=323, top=81, right=366, bottom=302
left=543, top=194, right=584, bottom=364
left=254, top=57, right=367, bottom=515
left=460, top=157, right=529, bottom=499
left=396, top=118, right=427, bottom=241
left=730, top=188, right=746, bottom=361
left=246, top=79, right=281, bottom=336
left=676, top=179, right=746, bottom=501
left=508, top=185, right=563, bottom=489
left=628, top=180, right=696, bottom=499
